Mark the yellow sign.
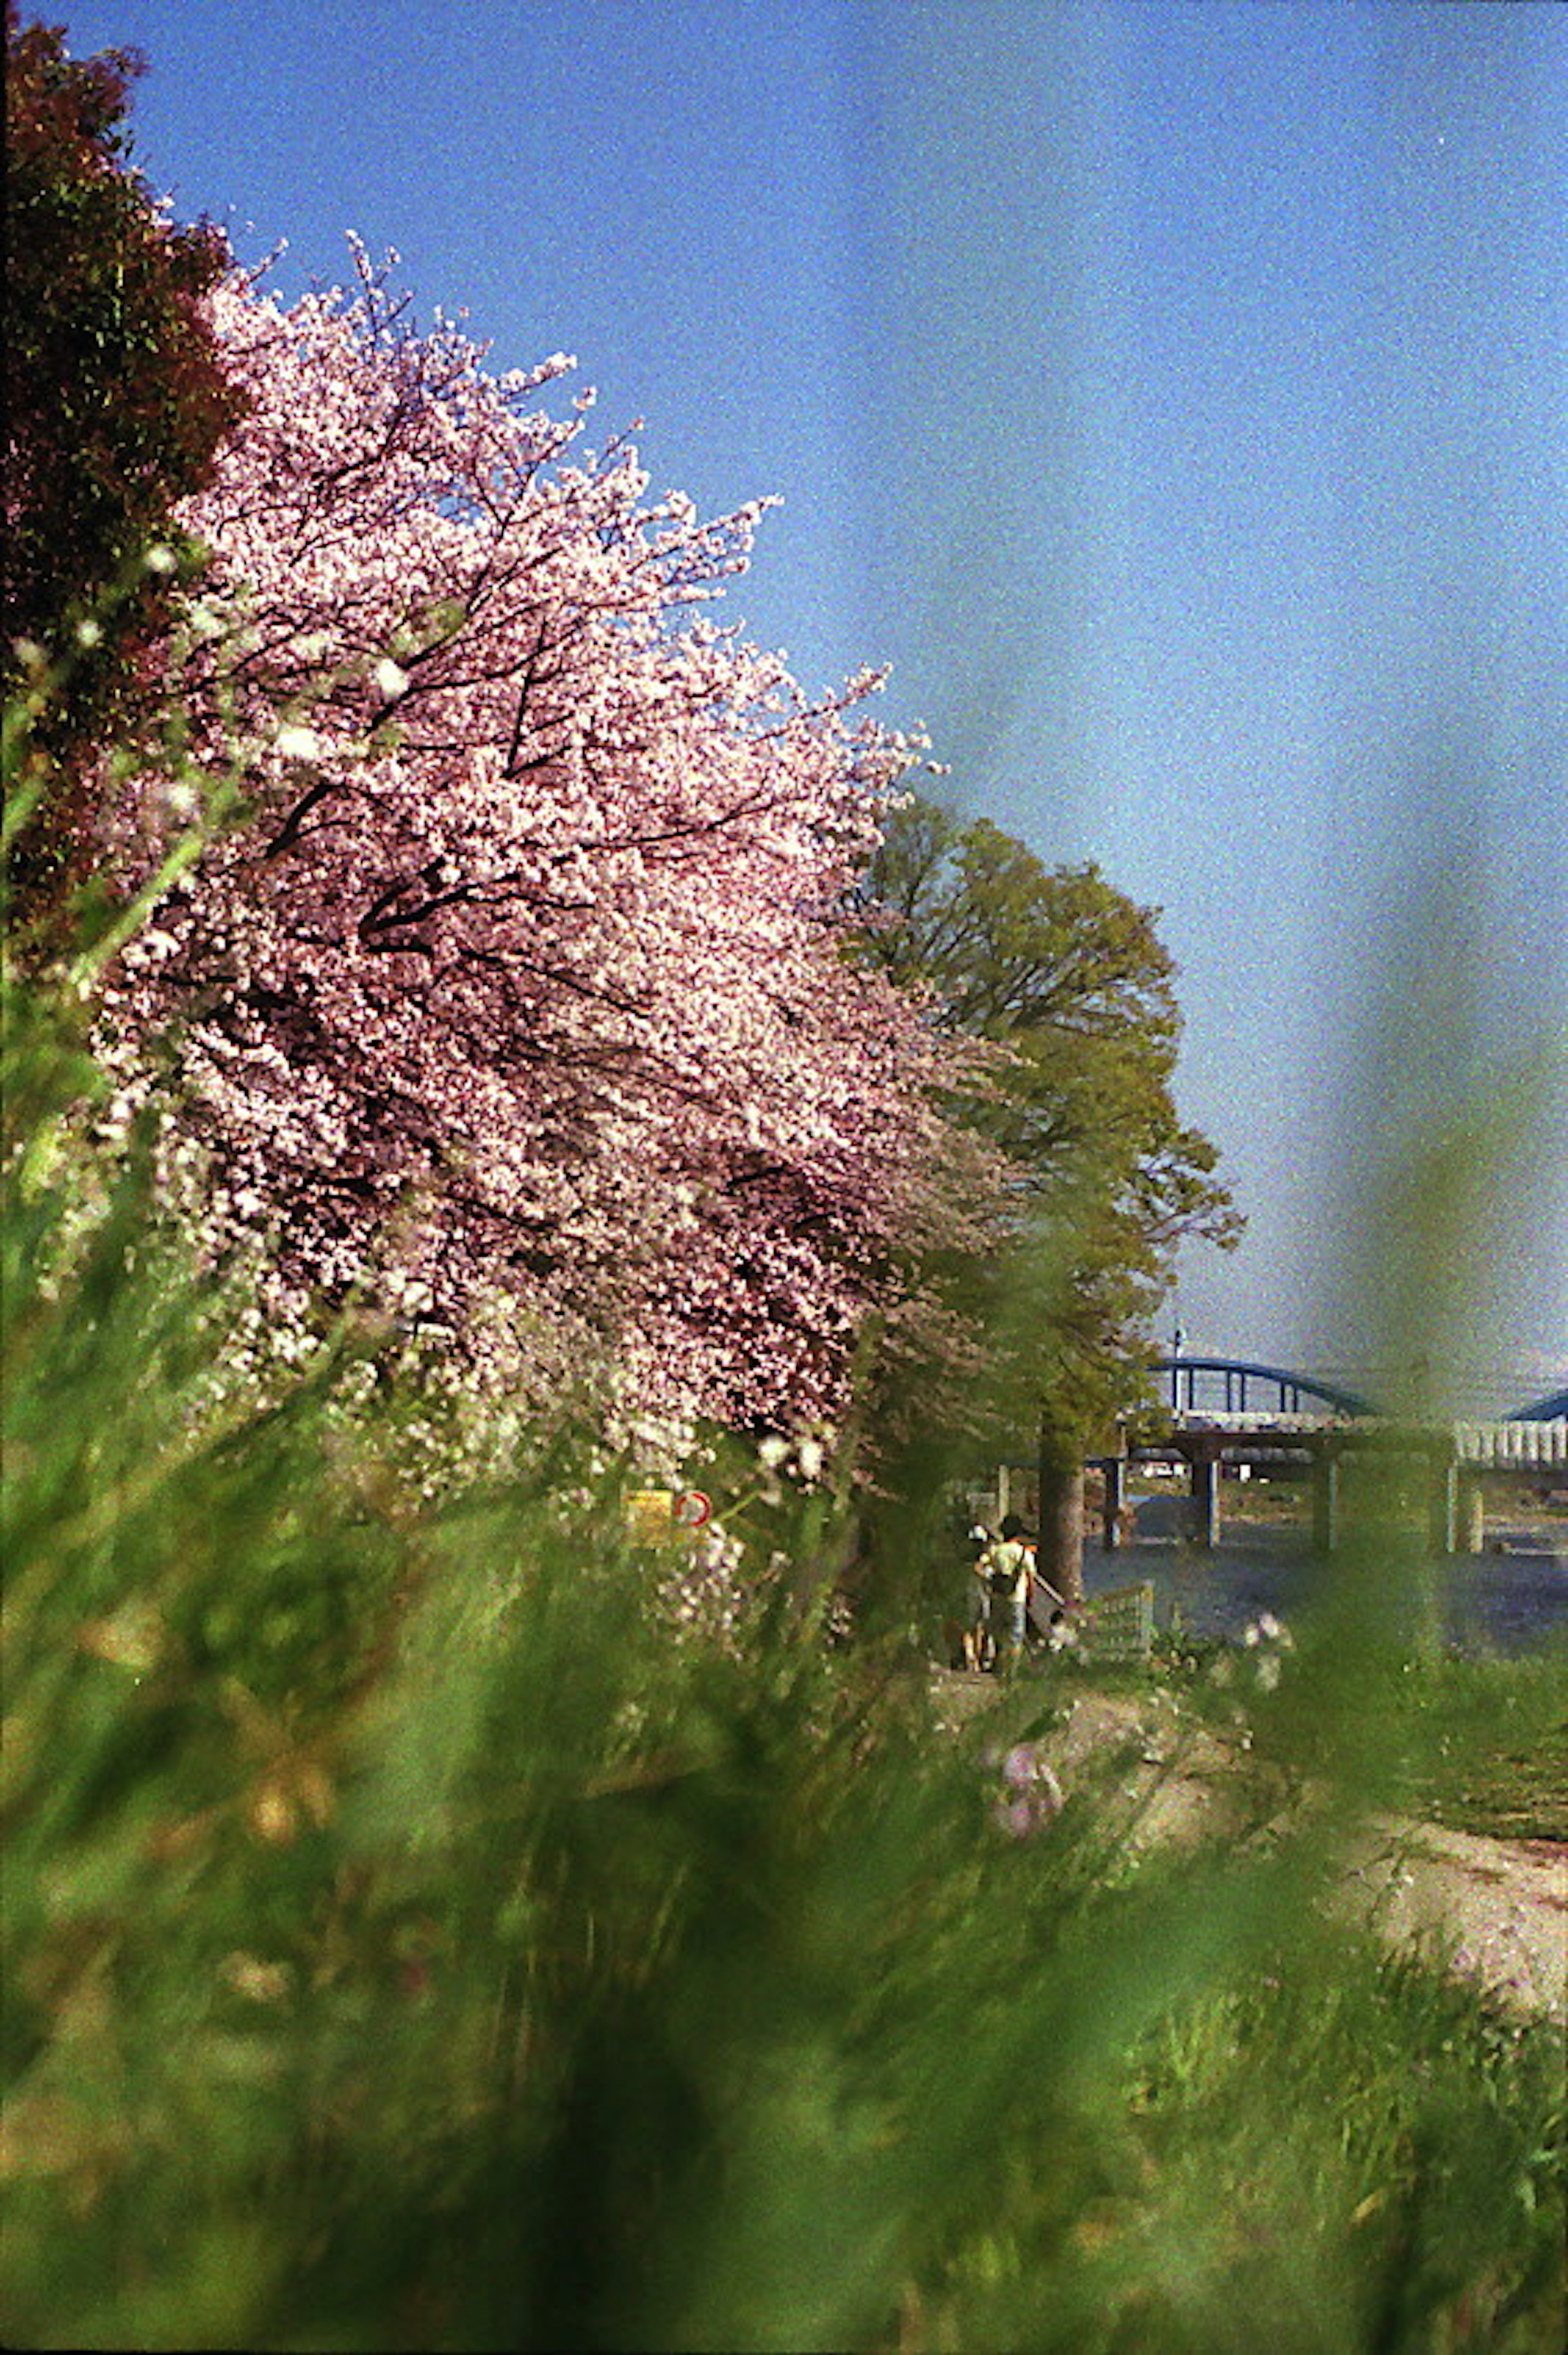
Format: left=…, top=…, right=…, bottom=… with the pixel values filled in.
left=626, top=1489, right=713, bottom=1545
left=626, top=1489, right=675, bottom=1546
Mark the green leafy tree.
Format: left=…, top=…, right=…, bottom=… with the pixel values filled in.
left=858, top=795, right=1241, bottom=1491
left=2, top=6, right=246, bottom=915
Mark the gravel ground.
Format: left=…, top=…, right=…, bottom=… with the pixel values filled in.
left=1341, top=1817, right=1565, bottom=2023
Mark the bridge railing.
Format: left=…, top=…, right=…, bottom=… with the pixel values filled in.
left=1154, top=1356, right=1372, bottom=1419
left=1153, top=1357, right=1568, bottom=1427
left=1123, top=1413, right=1567, bottom=1471
left=1450, top=1421, right=1568, bottom=1469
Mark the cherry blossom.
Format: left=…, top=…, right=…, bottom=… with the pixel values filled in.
left=94, top=250, right=1004, bottom=1439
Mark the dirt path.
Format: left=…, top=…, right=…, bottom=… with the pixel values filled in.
left=932, top=1670, right=1566, bottom=2022
left=1341, top=1817, right=1565, bottom=2022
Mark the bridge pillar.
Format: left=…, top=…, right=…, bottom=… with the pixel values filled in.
left=1102, top=1455, right=1126, bottom=1551
left=1191, top=1451, right=1221, bottom=1549
left=1458, top=1469, right=1485, bottom=1555
left=1312, top=1450, right=1341, bottom=1554
left=1427, top=1455, right=1460, bottom=1555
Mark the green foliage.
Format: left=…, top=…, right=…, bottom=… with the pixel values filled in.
left=2, top=6, right=247, bottom=916
left=3, top=947, right=1562, bottom=2353
left=858, top=796, right=1241, bottom=1456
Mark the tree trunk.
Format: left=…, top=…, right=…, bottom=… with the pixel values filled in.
left=1036, top=1435, right=1084, bottom=1605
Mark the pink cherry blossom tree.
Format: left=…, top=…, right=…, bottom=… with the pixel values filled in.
left=95, top=250, right=1001, bottom=1442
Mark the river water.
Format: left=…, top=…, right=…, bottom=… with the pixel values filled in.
left=1078, top=1504, right=1568, bottom=1656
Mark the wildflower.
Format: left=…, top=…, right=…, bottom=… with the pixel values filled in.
left=757, top=1434, right=788, bottom=1470
left=75, top=617, right=103, bottom=648
left=219, top=1952, right=291, bottom=2002
left=143, top=542, right=178, bottom=575
left=990, top=1746, right=1063, bottom=1837
left=249, top=1785, right=298, bottom=1844
left=156, top=778, right=200, bottom=824
left=796, top=1436, right=824, bottom=1482
left=274, top=724, right=322, bottom=761
left=78, top=1605, right=163, bottom=1674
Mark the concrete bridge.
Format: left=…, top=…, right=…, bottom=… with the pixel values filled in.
left=1094, top=1356, right=1568, bottom=1557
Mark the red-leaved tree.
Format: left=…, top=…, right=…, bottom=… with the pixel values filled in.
left=96, top=254, right=1000, bottom=1441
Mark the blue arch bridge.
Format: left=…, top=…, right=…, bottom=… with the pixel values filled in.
left=990, top=1357, right=1568, bottom=1596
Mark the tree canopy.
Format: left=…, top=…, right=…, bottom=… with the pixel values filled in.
left=859, top=795, right=1241, bottom=1451
left=78, top=258, right=1003, bottom=1447
left=3, top=7, right=246, bottom=909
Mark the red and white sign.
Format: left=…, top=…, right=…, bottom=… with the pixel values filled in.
left=673, top=1489, right=713, bottom=1529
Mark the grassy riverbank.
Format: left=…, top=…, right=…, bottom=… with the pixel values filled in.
left=1130, top=1482, right=1567, bottom=1839
left=6, top=985, right=1564, bottom=2351
left=954, top=1622, right=1568, bottom=1847
left=1378, top=1651, right=1568, bottom=1843
left=8, top=1494, right=1565, bottom=2351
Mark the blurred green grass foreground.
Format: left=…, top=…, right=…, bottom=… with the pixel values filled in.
left=4, top=929, right=1565, bottom=2353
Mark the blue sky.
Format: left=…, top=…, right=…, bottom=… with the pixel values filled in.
left=55, top=0, right=1568, bottom=1412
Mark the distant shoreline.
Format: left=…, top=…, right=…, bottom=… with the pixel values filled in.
left=1118, top=1484, right=1568, bottom=1548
